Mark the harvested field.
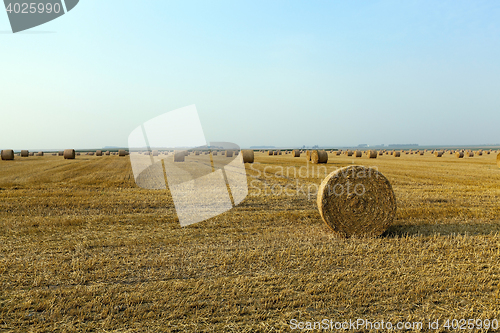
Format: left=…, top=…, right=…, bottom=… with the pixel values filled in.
left=1, top=152, right=500, bottom=331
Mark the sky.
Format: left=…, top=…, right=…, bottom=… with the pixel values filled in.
left=1, top=0, right=500, bottom=150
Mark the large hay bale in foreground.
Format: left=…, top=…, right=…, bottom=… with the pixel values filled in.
left=64, top=149, right=76, bottom=160
left=1, top=150, right=14, bottom=160
left=242, top=150, right=254, bottom=163
left=368, top=150, right=378, bottom=158
left=118, top=150, right=127, bottom=157
left=317, top=165, right=397, bottom=237
left=293, top=150, right=301, bottom=157
left=311, top=150, right=328, bottom=164
left=21, top=150, right=29, bottom=157
left=497, top=153, right=500, bottom=168
left=174, top=151, right=185, bottom=162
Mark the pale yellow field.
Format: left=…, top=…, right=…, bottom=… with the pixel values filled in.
left=1, top=151, right=500, bottom=332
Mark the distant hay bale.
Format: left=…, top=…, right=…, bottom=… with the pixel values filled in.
left=1, top=150, right=14, bottom=160
left=355, top=151, right=362, bottom=158
left=420, top=151, right=424, bottom=155
left=278, top=150, right=282, bottom=155
left=96, top=150, right=103, bottom=156
left=456, top=152, right=464, bottom=158
left=118, top=150, right=127, bottom=157
left=29, top=152, right=34, bottom=156
left=242, top=150, right=254, bottom=163
left=434, top=151, right=443, bottom=157
left=293, top=150, right=301, bottom=157
left=336, top=151, right=342, bottom=156
left=36, top=152, right=44, bottom=156
left=221, top=151, right=225, bottom=155
left=226, top=150, right=233, bottom=157
left=212, top=151, right=218, bottom=156
left=378, top=151, right=383, bottom=156
left=268, top=150, right=273, bottom=156
left=21, top=150, right=29, bottom=157
left=105, top=151, right=110, bottom=155
left=468, top=151, right=474, bottom=157
left=273, top=151, right=278, bottom=156
left=477, top=151, right=483, bottom=156
left=368, top=150, right=378, bottom=158
left=174, top=151, right=186, bottom=162
left=317, top=165, right=397, bottom=237
left=89, top=152, right=95, bottom=156
left=346, top=151, right=353, bottom=157
left=76, top=153, right=81, bottom=156
left=394, top=151, right=401, bottom=157
left=64, top=149, right=76, bottom=159
left=194, top=151, right=200, bottom=156
left=311, top=150, right=328, bottom=164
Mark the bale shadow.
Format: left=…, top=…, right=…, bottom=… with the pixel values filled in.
left=383, top=221, right=500, bottom=237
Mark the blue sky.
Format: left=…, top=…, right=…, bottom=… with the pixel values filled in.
left=1, top=0, right=500, bottom=149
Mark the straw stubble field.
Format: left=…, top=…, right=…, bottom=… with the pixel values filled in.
left=1, top=152, right=500, bottom=332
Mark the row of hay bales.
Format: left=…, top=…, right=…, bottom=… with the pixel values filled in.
left=0, top=149, right=130, bottom=160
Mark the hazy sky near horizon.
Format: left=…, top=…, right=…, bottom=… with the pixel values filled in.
left=1, top=0, right=500, bottom=150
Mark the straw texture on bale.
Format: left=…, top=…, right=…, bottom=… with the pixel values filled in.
left=293, top=150, right=301, bottom=157
left=63, top=149, right=76, bottom=160
left=456, top=152, right=464, bottom=158
left=317, top=165, right=397, bottom=237
left=118, top=150, right=127, bottom=157
left=355, top=151, right=362, bottom=158
left=226, top=150, right=233, bottom=157
left=306, top=150, right=311, bottom=161
left=105, top=151, right=110, bottom=155
left=394, top=152, right=401, bottom=157
left=241, top=150, right=254, bottom=163
left=1, top=150, right=14, bottom=160
left=368, top=150, right=378, bottom=158
left=21, top=150, right=29, bottom=157
left=311, top=150, right=328, bottom=164
left=36, top=152, right=44, bottom=156
left=96, top=150, right=103, bottom=156
left=434, top=151, right=443, bottom=157
left=174, top=151, right=186, bottom=162
left=346, top=151, right=353, bottom=157
left=497, top=153, right=500, bottom=168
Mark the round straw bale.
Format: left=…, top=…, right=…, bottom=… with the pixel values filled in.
left=21, top=150, right=29, bottom=157
left=336, top=151, right=341, bottom=156
left=311, top=150, right=328, bottom=164
left=221, top=151, right=225, bottom=155
left=368, top=150, right=378, bottom=158
left=394, top=151, right=401, bottom=157
left=378, top=150, right=383, bottom=156
left=64, top=149, right=75, bottom=159
left=497, top=153, right=500, bottom=168
left=477, top=151, right=483, bottom=156
left=278, top=150, right=282, bottom=155
left=355, top=151, right=362, bottom=158
left=96, top=150, right=103, bottom=156
left=1, top=150, right=14, bottom=160
left=268, top=150, right=273, bottom=156
left=293, top=150, right=301, bottom=157
left=346, top=151, right=353, bottom=157
left=306, top=150, right=311, bottom=160
left=317, top=165, right=397, bottom=237
left=174, top=151, right=185, bottom=162
left=29, top=152, right=34, bottom=156
left=456, top=151, right=464, bottom=158
left=76, top=153, right=81, bottom=156
left=212, top=151, right=218, bottom=156
left=468, top=151, right=474, bottom=157
left=194, top=151, right=200, bottom=156
left=434, top=151, right=443, bottom=157
left=118, top=150, right=127, bottom=157
left=226, top=150, right=233, bottom=157
left=105, top=151, right=110, bottom=155
left=57, top=151, right=64, bottom=156
left=89, top=152, right=95, bottom=156
left=36, top=152, right=44, bottom=156
left=242, top=150, right=254, bottom=163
